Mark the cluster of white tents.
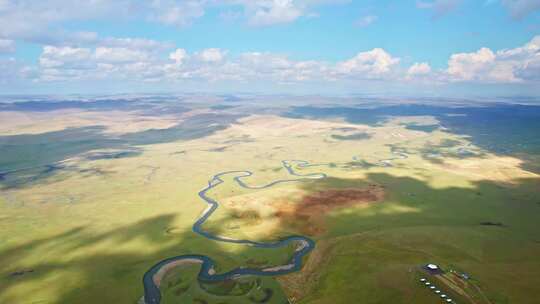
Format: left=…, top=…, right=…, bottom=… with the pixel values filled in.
left=420, top=277, right=455, bottom=303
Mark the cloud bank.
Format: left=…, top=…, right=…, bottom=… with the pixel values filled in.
left=10, top=36, right=532, bottom=87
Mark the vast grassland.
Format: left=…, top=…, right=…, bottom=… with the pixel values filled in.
left=0, top=99, right=539, bottom=303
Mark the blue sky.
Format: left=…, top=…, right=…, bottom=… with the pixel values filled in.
left=0, top=0, right=539, bottom=97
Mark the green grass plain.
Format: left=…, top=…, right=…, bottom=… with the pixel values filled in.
left=0, top=105, right=539, bottom=304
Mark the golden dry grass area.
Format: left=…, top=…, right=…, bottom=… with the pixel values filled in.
left=0, top=105, right=227, bottom=136
left=0, top=106, right=539, bottom=304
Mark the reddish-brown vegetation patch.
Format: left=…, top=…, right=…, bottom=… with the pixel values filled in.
left=273, top=184, right=384, bottom=236
left=229, top=209, right=262, bottom=226
left=301, top=185, right=383, bottom=207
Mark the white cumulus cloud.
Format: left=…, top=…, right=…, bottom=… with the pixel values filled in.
left=245, top=0, right=303, bottom=26
left=197, top=48, right=226, bottom=62
left=169, top=49, right=188, bottom=65
left=149, top=0, right=207, bottom=27
left=27, top=36, right=540, bottom=87
left=407, top=62, right=432, bottom=78
left=335, top=48, right=400, bottom=78
left=95, top=47, right=150, bottom=63
left=445, top=36, right=540, bottom=83
left=39, top=46, right=93, bottom=69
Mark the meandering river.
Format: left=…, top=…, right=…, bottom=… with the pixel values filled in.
left=142, top=153, right=411, bottom=303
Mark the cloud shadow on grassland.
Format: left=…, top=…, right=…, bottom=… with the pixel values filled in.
left=280, top=173, right=540, bottom=303
left=0, top=214, right=282, bottom=303
left=283, top=103, right=540, bottom=173
left=0, top=113, right=245, bottom=189
left=0, top=207, right=296, bottom=304
left=1, top=171, right=539, bottom=303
